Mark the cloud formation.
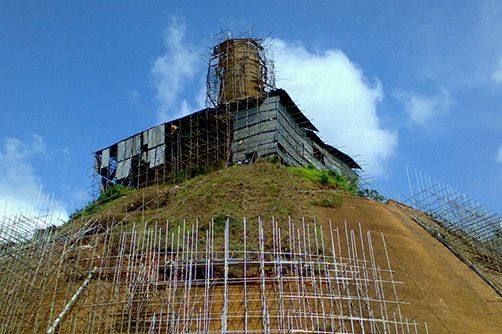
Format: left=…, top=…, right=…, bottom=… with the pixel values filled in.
left=273, top=40, right=397, bottom=176
left=151, top=17, right=198, bottom=121
left=394, top=87, right=457, bottom=125
left=496, top=144, right=502, bottom=163
left=493, top=57, right=502, bottom=83
left=0, top=135, right=68, bottom=224
left=496, top=144, right=502, bottom=179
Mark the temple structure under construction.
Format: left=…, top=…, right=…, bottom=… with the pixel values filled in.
left=94, top=35, right=360, bottom=190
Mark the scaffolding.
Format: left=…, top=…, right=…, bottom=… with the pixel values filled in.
left=205, top=31, right=275, bottom=107
left=405, top=166, right=502, bottom=290
left=92, top=32, right=364, bottom=198
left=0, top=207, right=427, bottom=333
left=93, top=33, right=277, bottom=195
left=93, top=106, right=232, bottom=193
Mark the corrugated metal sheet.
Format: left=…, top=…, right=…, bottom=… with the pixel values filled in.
left=117, top=141, right=126, bottom=161
left=148, top=145, right=165, bottom=168
left=94, top=156, right=100, bottom=171
left=142, top=130, right=149, bottom=146
left=132, top=135, right=141, bottom=156
left=147, top=128, right=155, bottom=148
left=101, top=149, right=110, bottom=169
left=158, top=125, right=165, bottom=146
left=116, top=159, right=131, bottom=179
left=124, top=138, right=133, bottom=159
left=148, top=125, right=165, bottom=149
left=233, top=124, right=276, bottom=142
left=234, top=109, right=276, bottom=129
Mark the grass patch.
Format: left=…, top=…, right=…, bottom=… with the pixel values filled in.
left=213, top=215, right=243, bottom=233
left=69, top=184, right=134, bottom=219
left=311, top=193, right=344, bottom=208
left=287, top=166, right=358, bottom=194
left=69, top=163, right=387, bottom=228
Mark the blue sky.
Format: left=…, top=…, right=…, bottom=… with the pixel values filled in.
left=0, top=1, right=501, bottom=219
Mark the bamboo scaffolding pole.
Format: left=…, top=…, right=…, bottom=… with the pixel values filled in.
left=0, top=214, right=428, bottom=333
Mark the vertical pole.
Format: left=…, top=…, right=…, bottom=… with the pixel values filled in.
left=243, top=218, right=248, bottom=333
left=221, top=218, right=229, bottom=333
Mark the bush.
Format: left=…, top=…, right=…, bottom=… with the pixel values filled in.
left=175, top=170, right=187, bottom=183
left=287, top=166, right=359, bottom=195
left=268, top=154, right=281, bottom=165
left=69, top=184, right=133, bottom=219
left=357, top=188, right=385, bottom=202
left=97, top=184, right=133, bottom=204
left=319, top=173, right=329, bottom=185
left=188, top=166, right=209, bottom=178
left=312, top=194, right=343, bottom=208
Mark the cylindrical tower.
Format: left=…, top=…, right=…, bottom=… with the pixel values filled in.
left=216, top=38, right=264, bottom=104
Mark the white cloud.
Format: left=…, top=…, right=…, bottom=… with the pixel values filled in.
left=496, top=144, right=502, bottom=163
left=273, top=40, right=397, bottom=176
left=394, top=86, right=457, bottom=125
left=128, top=89, right=140, bottom=104
left=496, top=144, right=502, bottom=179
left=179, top=99, right=191, bottom=118
left=0, top=135, right=68, bottom=226
left=493, top=57, right=502, bottom=83
left=151, top=17, right=198, bottom=121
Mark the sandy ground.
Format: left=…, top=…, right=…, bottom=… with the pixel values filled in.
left=317, top=195, right=502, bottom=333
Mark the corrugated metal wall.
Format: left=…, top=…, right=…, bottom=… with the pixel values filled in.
left=232, top=96, right=358, bottom=179
left=94, top=95, right=358, bottom=191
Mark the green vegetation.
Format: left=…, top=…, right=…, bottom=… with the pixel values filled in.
left=286, top=165, right=386, bottom=202
left=69, top=163, right=388, bottom=229
left=69, top=183, right=134, bottom=219
left=210, top=215, right=242, bottom=233
left=286, top=166, right=358, bottom=194
left=356, top=188, right=385, bottom=202
left=311, top=193, right=343, bottom=208
left=98, top=184, right=134, bottom=203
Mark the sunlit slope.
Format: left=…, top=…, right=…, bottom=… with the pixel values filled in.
left=79, top=162, right=501, bottom=333
left=315, top=196, right=501, bottom=333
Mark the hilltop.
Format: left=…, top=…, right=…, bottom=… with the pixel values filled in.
left=68, top=162, right=502, bottom=333
left=72, top=162, right=359, bottom=227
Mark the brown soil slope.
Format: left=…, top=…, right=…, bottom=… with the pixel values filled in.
left=318, top=196, right=502, bottom=333
left=79, top=163, right=501, bottom=333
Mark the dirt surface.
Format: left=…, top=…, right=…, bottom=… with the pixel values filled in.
left=317, top=196, right=502, bottom=333
left=73, top=163, right=502, bottom=332
left=80, top=163, right=320, bottom=226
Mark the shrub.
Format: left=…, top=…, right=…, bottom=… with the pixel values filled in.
left=97, top=184, right=133, bottom=204
left=287, top=166, right=359, bottom=195
left=312, top=194, right=343, bottom=208
left=268, top=154, right=281, bottom=165
left=175, top=170, right=187, bottom=183
left=319, top=173, right=330, bottom=185
left=69, top=184, right=133, bottom=219
left=357, top=188, right=385, bottom=202
left=188, top=166, right=209, bottom=178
